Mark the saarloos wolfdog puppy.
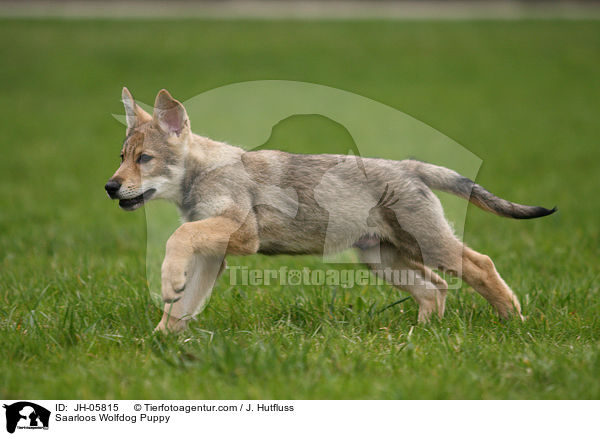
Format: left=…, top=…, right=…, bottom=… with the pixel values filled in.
left=106, top=88, right=556, bottom=332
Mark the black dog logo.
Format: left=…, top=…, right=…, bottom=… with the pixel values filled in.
left=3, top=402, right=50, bottom=434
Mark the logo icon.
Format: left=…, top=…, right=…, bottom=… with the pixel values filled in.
left=3, top=402, right=50, bottom=434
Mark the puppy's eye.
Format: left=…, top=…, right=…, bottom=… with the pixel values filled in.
left=137, top=154, right=154, bottom=164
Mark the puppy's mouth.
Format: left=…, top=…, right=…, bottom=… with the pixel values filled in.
left=119, top=189, right=156, bottom=211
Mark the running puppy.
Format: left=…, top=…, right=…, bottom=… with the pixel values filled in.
left=106, top=88, right=556, bottom=331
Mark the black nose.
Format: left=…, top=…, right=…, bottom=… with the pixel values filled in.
left=105, top=180, right=121, bottom=199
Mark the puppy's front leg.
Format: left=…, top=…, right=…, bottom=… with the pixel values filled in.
left=156, top=257, right=227, bottom=333
left=157, top=215, right=258, bottom=332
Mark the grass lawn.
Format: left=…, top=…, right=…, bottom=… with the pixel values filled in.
left=0, top=19, right=599, bottom=399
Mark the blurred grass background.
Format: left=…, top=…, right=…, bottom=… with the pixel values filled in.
left=0, top=19, right=599, bottom=399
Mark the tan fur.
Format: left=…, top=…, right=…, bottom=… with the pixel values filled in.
left=460, top=247, right=523, bottom=319
left=161, top=215, right=258, bottom=303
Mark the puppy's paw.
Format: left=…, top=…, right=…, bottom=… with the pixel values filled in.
left=161, top=255, right=190, bottom=303
left=154, top=312, right=189, bottom=333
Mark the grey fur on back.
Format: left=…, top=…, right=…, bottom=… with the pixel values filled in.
left=178, top=146, right=553, bottom=271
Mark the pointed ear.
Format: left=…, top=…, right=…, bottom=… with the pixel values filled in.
left=153, top=89, right=190, bottom=137
left=122, top=87, right=152, bottom=133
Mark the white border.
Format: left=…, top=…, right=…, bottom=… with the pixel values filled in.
left=1, top=400, right=598, bottom=436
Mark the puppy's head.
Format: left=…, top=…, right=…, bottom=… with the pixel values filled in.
left=105, top=88, right=190, bottom=211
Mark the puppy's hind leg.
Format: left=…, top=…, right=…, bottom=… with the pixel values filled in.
left=458, top=246, right=523, bottom=320
left=358, top=242, right=448, bottom=323
left=424, top=234, right=523, bottom=320
left=403, top=257, right=448, bottom=321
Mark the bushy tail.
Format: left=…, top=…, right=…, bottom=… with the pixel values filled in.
left=411, top=160, right=557, bottom=219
